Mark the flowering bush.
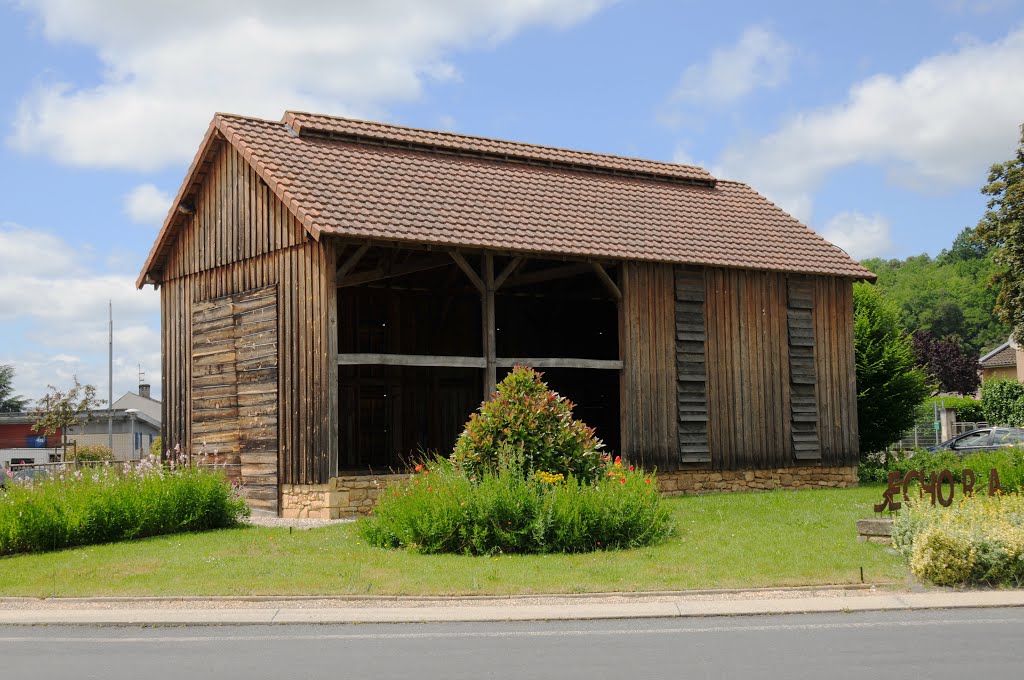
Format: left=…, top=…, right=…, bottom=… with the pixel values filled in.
left=893, top=492, right=1024, bottom=586
left=0, top=452, right=249, bottom=555
left=359, top=454, right=671, bottom=555
left=68, top=444, right=113, bottom=462
left=451, top=366, right=605, bottom=484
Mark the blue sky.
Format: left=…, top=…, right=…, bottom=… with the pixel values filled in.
left=1, top=0, right=1023, bottom=404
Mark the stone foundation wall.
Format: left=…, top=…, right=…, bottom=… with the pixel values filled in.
left=279, top=465, right=858, bottom=518
left=657, top=465, right=858, bottom=496
left=281, top=473, right=411, bottom=519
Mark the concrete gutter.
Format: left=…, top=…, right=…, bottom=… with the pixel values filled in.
left=3, top=587, right=1024, bottom=625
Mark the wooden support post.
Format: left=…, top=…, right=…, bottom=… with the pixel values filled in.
left=449, top=251, right=485, bottom=294
left=493, top=256, right=523, bottom=290
left=335, top=243, right=370, bottom=280
left=591, top=262, right=622, bottom=301
left=483, top=253, right=497, bottom=399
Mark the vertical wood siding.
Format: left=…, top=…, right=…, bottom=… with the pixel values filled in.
left=158, top=143, right=337, bottom=492
left=700, top=267, right=858, bottom=469
left=620, top=261, right=679, bottom=471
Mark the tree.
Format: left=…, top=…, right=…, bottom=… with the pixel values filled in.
left=975, top=124, right=1024, bottom=341
left=911, top=331, right=981, bottom=396
left=853, top=283, right=931, bottom=454
left=32, top=377, right=105, bottom=449
left=938, top=226, right=988, bottom=265
left=0, top=365, right=29, bottom=413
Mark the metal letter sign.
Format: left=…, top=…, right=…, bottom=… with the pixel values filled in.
left=874, top=468, right=1001, bottom=513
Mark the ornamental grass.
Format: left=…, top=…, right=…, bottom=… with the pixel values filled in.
left=0, top=454, right=249, bottom=556
left=893, top=492, right=1024, bottom=587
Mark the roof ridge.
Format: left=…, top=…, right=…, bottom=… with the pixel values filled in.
left=282, top=111, right=716, bottom=186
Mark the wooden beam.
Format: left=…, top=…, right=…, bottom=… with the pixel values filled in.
left=483, top=253, right=497, bottom=399
left=336, top=353, right=486, bottom=368
left=591, top=262, right=622, bottom=301
left=504, top=262, right=592, bottom=288
left=493, top=256, right=523, bottom=290
left=496, top=358, right=624, bottom=370
left=450, top=251, right=485, bottom=293
left=336, top=256, right=451, bottom=287
left=335, top=243, right=370, bottom=280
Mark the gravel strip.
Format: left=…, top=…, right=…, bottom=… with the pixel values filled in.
left=242, top=515, right=354, bottom=530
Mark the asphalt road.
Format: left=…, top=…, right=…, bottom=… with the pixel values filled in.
left=3, top=608, right=1023, bottom=679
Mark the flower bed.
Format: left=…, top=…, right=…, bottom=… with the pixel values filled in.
left=0, top=455, right=249, bottom=556
left=893, top=492, right=1024, bottom=587
left=359, top=455, right=672, bottom=555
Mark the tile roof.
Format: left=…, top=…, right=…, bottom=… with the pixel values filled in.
left=139, top=112, right=875, bottom=285
left=980, top=342, right=1017, bottom=368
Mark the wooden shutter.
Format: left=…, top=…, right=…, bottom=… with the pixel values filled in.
left=787, top=278, right=820, bottom=460
left=191, top=285, right=279, bottom=512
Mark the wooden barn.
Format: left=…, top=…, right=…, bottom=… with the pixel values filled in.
left=137, top=111, right=874, bottom=516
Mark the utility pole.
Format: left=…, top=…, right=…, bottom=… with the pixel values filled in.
left=108, top=301, right=113, bottom=451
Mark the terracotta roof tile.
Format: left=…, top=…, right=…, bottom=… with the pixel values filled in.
left=140, top=112, right=875, bottom=284
left=981, top=344, right=1017, bottom=368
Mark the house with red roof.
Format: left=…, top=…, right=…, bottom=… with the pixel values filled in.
left=138, top=112, right=874, bottom=516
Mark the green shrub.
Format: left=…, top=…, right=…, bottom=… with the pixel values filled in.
left=68, top=444, right=113, bottom=462
left=893, top=493, right=1024, bottom=587
left=451, top=366, right=605, bottom=484
left=359, top=455, right=672, bottom=555
left=0, top=458, right=249, bottom=555
left=981, top=379, right=1024, bottom=426
left=150, top=436, right=162, bottom=458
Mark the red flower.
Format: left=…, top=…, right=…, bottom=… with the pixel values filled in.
left=620, top=477, right=626, bottom=484
left=628, top=465, right=634, bottom=472
left=414, top=464, right=424, bottom=472
left=645, top=479, right=651, bottom=485
left=614, top=456, right=621, bottom=464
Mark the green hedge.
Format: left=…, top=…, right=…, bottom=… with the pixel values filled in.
left=930, top=396, right=984, bottom=423
left=981, top=379, right=1024, bottom=426
left=0, top=460, right=249, bottom=555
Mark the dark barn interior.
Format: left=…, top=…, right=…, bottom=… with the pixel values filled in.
left=336, top=245, right=621, bottom=471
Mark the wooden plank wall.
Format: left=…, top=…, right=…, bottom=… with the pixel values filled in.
left=704, top=268, right=790, bottom=470
left=699, top=267, right=858, bottom=470
left=812, top=277, right=859, bottom=464
left=158, top=142, right=338, bottom=494
left=191, top=285, right=279, bottom=512
left=620, top=261, right=679, bottom=471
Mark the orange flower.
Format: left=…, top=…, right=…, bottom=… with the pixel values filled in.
left=414, top=464, right=424, bottom=472
left=644, top=479, right=651, bottom=485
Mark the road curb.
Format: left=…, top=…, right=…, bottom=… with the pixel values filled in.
left=2, top=589, right=1024, bottom=626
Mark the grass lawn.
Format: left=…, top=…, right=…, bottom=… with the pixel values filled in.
left=0, top=484, right=904, bottom=597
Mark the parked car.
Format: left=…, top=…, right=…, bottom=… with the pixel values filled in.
left=927, top=427, right=1024, bottom=454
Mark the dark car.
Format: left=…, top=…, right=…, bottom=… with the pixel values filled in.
left=928, top=427, right=1024, bottom=454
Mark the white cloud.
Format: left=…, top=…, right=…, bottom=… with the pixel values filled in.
left=0, top=223, right=160, bottom=402
left=7, top=0, right=611, bottom=171
left=715, top=26, right=1024, bottom=224
left=819, top=212, right=893, bottom=261
left=670, top=26, right=793, bottom=106
left=123, top=183, right=172, bottom=225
